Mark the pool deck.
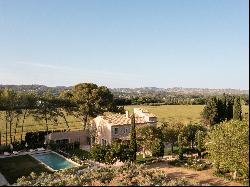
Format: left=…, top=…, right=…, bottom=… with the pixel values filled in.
left=0, top=150, right=48, bottom=159
left=0, top=172, right=9, bottom=186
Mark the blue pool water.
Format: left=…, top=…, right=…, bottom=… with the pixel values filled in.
left=32, top=152, right=78, bottom=170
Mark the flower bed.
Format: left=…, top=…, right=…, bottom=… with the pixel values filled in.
left=169, top=157, right=211, bottom=171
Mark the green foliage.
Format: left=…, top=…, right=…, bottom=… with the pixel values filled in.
left=151, top=138, right=164, bottom=157
left=90, top=144, right=107, bottom=163
left=233, top=96, right=242, bottom=120
left=201, top=94, right=235, bottom=126
left=168, top=157, right=211, bottom=171
left=129, top=114, right=137, bottom=162
left=15, top=162, right=207, bottom=186
left=177, top=133, right=185, bottom=160
left=182, top=123, right=206, bottom=148
left=206, top=119, right=249, bottom=179
left=201, top=97, right=220, bottom=126
left=67, top=83, right=115, bottom=130
left=136, top=125, right=164, bottom=158
left=195, top=130, right=206, bottom=157
left=0, top=144, right=10, bottom=154
left=160, top=121, right=184, bottom=153
left=91, top=141, right=132, bottom=164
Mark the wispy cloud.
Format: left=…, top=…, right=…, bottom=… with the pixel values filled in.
left=16, top=61, right=78, bottom=71
left=15, top=61, right=142, bottom=80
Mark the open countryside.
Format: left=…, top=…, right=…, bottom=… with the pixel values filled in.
left=0, top=0, right=249, bottom=186
left=0, top=105, right=248, bottom=144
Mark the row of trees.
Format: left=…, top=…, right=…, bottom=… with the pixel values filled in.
left=114, top=93, right=249, bottom=106
left=0, top=83, right=123, bottom=145
left=201, top=94, right=243, bottom=126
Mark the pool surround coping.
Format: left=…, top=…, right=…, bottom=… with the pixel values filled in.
left=29, top=150, right=81, bottom=172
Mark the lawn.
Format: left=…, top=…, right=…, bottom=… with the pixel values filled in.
left=0, top=154, right=51, bottom=184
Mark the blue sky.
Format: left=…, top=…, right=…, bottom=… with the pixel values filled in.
left=0, top=0, right=249, bottom=89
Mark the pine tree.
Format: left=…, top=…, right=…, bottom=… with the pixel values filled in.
left=129, top=113, right=137, bottom=162
left=233, top=96, right=242, bottom=120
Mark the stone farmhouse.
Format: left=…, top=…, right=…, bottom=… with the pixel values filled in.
left=45, top=108, right=157, bottom=149
left=91, top=108, right=157, bottom=145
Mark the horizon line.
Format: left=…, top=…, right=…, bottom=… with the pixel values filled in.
left=0, top=83, right=248, bottom=91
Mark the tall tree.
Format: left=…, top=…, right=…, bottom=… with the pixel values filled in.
left=182, top=123, right=206, bottom=149
left=225, top=95, right=234, bottom=120
left=233, top=96, right=242, bottom=120
left=19, top=92, right=37, bottom=141
left=129, top=114, right=137, bottom=162
left=65, top=83, right=115, bottom=130
left=32, top=92, right=58, bottom=135
left=1, top=88, right=18, bottom=144
left=201, top=97, right=219, bottom=126
left=160, top=121, right=183, bottom=154
left=177, top=132, right=186, bottom=160
left=195, top=130, right=206, bottom=158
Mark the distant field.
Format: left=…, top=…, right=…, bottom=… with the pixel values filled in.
left=0, top=105, right=248, bottom=144
left=0, top=113, right=83, bottom=144
left=125, top=105, right=249, bottom=124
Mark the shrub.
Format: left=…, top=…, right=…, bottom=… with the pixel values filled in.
left=206, top=119, right=249, bottom=179
left=168, top=158, right=211, bottom=171
left=0, top=145, right=10, bottom=154
left=91, top=144, right=107, bottom=163
left=151, top=138, right=164, bottom=157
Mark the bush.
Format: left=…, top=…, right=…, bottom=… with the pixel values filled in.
left=164, top=147, right=179, bottom=155
left=15, top=162, right=210, bottom=186
left=91, top=144, right=108, bottom=163
left=25, top=130, right=66, bottom=149
left=12, top=141, right=26, bottom=151
left=168, top=158, right=211, bottom=171
left=151, top=138, right=164, bottom=157
left=91, top=142, right=132, bottom=164
left=206, top=119, right=249, bottom=179
left=0, top=145, right=10, bottom=154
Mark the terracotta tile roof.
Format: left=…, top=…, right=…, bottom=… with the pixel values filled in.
left=134, top=108, right=156, bottom=117
left=102, top=113, right=147, bottom=126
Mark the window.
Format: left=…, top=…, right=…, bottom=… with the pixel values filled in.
left=125, top=128, right=128, bottom=133
left=114, top=127, right=118, bottom=134
left=101, top=139, right=107, bottom=145
left=56, top=139, right=69, bottom=144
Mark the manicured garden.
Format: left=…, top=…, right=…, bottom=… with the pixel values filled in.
left=0, top=154, right=51, bottom=184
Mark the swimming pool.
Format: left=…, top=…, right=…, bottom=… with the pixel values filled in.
left=32, top=152, right=79, bottom=171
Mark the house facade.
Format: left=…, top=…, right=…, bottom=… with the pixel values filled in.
left=91, top=108, right=157, bottom=145
left=45, top=130, right=91, bottom=150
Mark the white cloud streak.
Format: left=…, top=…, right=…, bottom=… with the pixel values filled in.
left=15, top=61, right=143, bottom=80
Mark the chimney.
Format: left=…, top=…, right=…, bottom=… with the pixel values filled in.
left=125, top=111, right=129, bottom=118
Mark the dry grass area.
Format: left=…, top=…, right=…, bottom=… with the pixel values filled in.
left=125, top=105, right=249, bottom=124
left=146, top=161, right=243, bottom=186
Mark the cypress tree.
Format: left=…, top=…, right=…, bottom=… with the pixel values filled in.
left=225, top=95, right=234, bottom=120
left=218, top=94, right=227, bottom=121
left=178, top=133, right=184, bottom=160
left=201, top=97, right=219, bottom=126
left=233, top=96, right=242, bottom=120
left=129, top=113, right=137, bottom=162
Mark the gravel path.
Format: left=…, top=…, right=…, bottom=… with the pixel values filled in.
left=146, top=161, right=243, bottom=186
